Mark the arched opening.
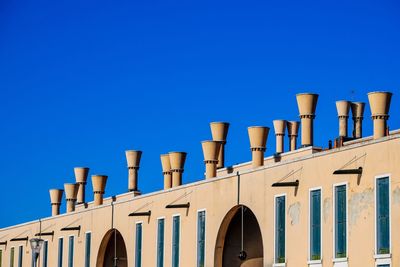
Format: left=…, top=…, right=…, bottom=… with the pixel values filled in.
left=96, top=229, right=128, bottom=267
left=214, top=205, right=263, bottom=267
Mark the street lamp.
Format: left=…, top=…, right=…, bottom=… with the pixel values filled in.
left=30, top=238, right=44, bottom=267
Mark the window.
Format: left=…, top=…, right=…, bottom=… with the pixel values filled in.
left=42, top=241, right=48, bottom=267
left=68, top=236, right=74, bottom=267
left=376, top=177, right=390, bottom=255
left=58, top=238, right=63, bottom=267
left=135, top=223, right=142, bottom=267
left=310, top=189, right=321, bottom=261
left=197, top=211, right=206, bottom=267
left=377, top=265, right=390, bottom=267
left=275, top=195, right=285, bottom=264
left=85, top=233, right=91, bottom=267
left=0, top=249, right=2, bottom=267
left=17, top=247, right=22, bottom=267
left=172, top=215, right=180, bottom=267
left=157, top=219, right=165, bottom=267
left=335, top=184, right=347, bottom=258
left=10, top=247, right=14, bottom=267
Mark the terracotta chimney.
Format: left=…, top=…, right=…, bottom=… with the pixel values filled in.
left=336, top=101, right=351, bottom=137
left=286, top=121, right=299, bottom=151
left=296, top=93, right=319, bottom=147
left=169, top=152, right=187, bottom=187
left=92, top=175, right=108, bottom=206
left=201, top=140, right=222, bottom=179
left=248, top=126, right=269, bottom=167
left=64, top=183, right=79, bottom=213
left=210, top=122, right=230, bottom=168
left=49, top=189, right=63, bottom=216
left=160, top=154, right=172, bottom=189
left=273, top=120, right=286, bottom=154
left=74, top=167, right=89, bottom=204
left=368, top=91, right=393, bottom=139
left=350, top=102, right=365, bottom=138
left=125, top=150, right=142, bottom=192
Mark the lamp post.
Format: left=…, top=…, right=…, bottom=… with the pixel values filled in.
left=30, top=238, right=44, bottom=267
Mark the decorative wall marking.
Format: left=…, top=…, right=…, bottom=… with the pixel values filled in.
left=288, top=202, right=301, bottom=225
left=393, top=186, right=400, bottom=205
left=323, top=198, right=331, bottom=223
left=349, top=188, right=373, bottom=226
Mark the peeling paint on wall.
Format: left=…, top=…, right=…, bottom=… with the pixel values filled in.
left=393, top=187, right=400, bottom=205
left=288, top=202, right=300, bottom=225
left=349, top=188, right=373, bottom=226
left=323, top=198, right=331, bottom=223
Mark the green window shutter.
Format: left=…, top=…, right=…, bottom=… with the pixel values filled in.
left=275, top=196, right=285, bottom=263
left=68, top=236, right=74, bottom=267
left=0, top=250, right=2, bottom=267
left=377, top=177, right=390, bottom=254
left=58, top=238, right=63, bottom=267
left=157, top=219, right=165, bottom=267
left=310, top=189, right=321, bottom=260
left=17, top=246, right=22, bottom=267
left=335, top=185, right=347, bottom=258
left=172, top=216, right=180, bottom=267
left=135, top=223, right=142, bottom=267
left=197, top=211, right=206, bottom=267
left=84, top=233, right=91, bottom=267
left=10, top=247, right=14, bottom=267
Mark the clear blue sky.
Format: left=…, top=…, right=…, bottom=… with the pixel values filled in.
left=0, top=0, right=399, bottom=228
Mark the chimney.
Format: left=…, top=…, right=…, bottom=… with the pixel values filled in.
left=210, top=122, right=230, bottom=168
left=296, top=93, right=319, bottom=147
left=92, top=175, right=108, bottom=206
left=74, top=167, right=89, bottom=204
left=160, top=154, right=172, bottom=189
left=273, top=120, right=286, bottom=154
left=336, top=101, right=351, bottom=137
left=49, top=189, right=63, bottom=216
left=248, top=126, right=269, bottom=167
left=350, top=102, right=365, bottom=138
left=286, top=121, right=299, bottom=151
left=168, top=152, right=187, bottom=187
left=368, top=91, right=393, bottom=139
left=201, top=140, right=222, bottom=179
left=64, top=183, right=79, bottom=213
left=125, top=150, right=142, bottom=192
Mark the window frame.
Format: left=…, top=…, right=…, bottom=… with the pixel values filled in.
left=332, top=182, right=348, bottom=262
left=171, top=214, right=181, bottom=267
left=42, top=240, right=48, bottom=267
left=308, top=187, right=322, bottom=264
left=374, top=174, right=391, bottom=265
left=196, top=209, right=206, bottom=267
left=273, top=193, right=286, bottom=266
left=135, top=221, right=143, bottom=267
left=58, top=237, right=64, bottom=267
left=67, top=235, right=74, bottom=267
left=17, top=246, right=23, bottom=267
left=84, top=232, right=91, bottom=267
left=156, top=217, right=165, bottom=267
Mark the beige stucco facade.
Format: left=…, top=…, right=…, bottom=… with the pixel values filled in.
left=0, top=92, right=398, bottom=267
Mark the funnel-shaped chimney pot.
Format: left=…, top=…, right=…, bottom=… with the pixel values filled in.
left=49, top=189, right=63, bottom=216
left=350, top=102, right=365, bottom=138
left=210, top=122, right=230, bottom=168
left=201, top=140, right=222, bottom=179
left=296, top=93, right=319, bottom=147
left=286, top=121, right=299, bottom=151
left=169, top=152, right=187, bottom=187
left=248, top=126, right=269, bottom=167
left=74, top=167, right=89, bottom=204
left=160, top=154, right=172, bottom=189
left=336, top=101, right=351, bottom=137
left=92, top=175, right=108, bottom=206
left=273, top=120, right=286, bottom=154
left=64, top=183, right=79, bottom=213
left=368, top=91, right=393, bottom=139
left=125, top=150, right=142, bottom=192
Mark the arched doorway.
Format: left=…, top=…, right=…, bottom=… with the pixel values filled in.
left=214, top=205, right=263, bottom=267
left=96, top=229, right=128, bottom=267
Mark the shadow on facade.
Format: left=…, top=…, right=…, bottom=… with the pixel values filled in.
left=96, top=228, right=128, bottom=267
left=215, top=205, right=263, bottom=267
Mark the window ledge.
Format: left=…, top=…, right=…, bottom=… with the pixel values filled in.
left=332, top=257, right=348, bottom=263
left=308, top=259, right=322, bottom=264
left=273, top=263, right=286, bottom=267
left=374, top=254, right=391, bottom=259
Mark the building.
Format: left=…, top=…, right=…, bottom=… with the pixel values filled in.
left=0, top=91, right=397, bottom=267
